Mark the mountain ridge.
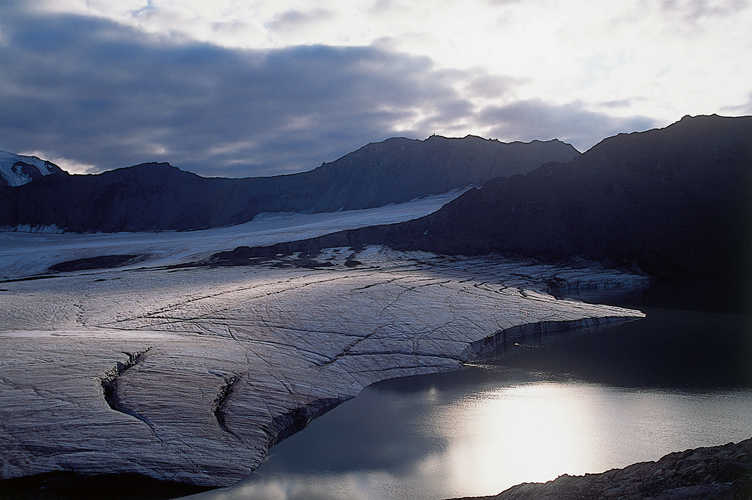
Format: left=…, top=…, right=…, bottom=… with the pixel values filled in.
left=207, top=114, right=752, bottom=301
left=0, top=136, right=579, bottom=233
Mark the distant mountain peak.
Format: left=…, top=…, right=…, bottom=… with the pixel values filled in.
left=0, top=151, right=67, bottom=187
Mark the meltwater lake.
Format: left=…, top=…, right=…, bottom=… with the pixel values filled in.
left=184, top=288, right=752, bottom=500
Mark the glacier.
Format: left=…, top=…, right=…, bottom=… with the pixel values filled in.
left=0, top=202, right=647, bottom=487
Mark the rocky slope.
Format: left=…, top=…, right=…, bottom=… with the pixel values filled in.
left=0, top=135, right=578, bottom=232
left=404, top=115, right=752, bottom=280
left=218, top=115, right=751, bottom=302
left=451, top=438, right=752, bottom=500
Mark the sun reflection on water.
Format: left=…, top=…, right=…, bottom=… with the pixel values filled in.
left=415, top=382, right=603, bottom=497
left=184, top=381, right=752, bottom=500
left=414, top=382, right=752, bottom=498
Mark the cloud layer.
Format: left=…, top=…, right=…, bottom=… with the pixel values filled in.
left=3, top=2, right=737, bottom=177
left=0, top=8, right=460, bottom=175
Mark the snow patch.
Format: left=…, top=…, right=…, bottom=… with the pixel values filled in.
left=1, top=224, right=64, bottom=234
left=0, top=150, right=59, bottom=186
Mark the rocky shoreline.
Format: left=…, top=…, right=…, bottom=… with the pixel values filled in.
left=452, top=438, right=752, bottom=500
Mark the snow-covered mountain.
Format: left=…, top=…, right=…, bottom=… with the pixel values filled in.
left=0, top=150, right=66, bottom=187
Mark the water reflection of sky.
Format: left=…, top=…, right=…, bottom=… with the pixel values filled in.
left=178, top=288, right=752, bottom=500
left=183, top=374, right=752, bottom=500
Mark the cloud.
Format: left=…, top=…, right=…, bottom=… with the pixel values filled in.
left=0, top=3, right=667, bottom=178
left=16, top=151, right=97, bottom=175
left=267, top=8, right=335, bottom=34
left=0, top=6, right=480, bottom=177
left=463, top=71, right=527, bottom=99
left=635, top=0, right=752, bottom=38
left=479, top=99, right=657, bottom=152
left=658, top=0, right=750, bottom=23
left=600, top=98, right=638, bottom=109
left=721, top=92, right=752, bottom=115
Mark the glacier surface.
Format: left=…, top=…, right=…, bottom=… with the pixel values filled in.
left=0, top=204, right=647, bottom=486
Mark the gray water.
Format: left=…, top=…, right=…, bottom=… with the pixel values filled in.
left=185, top=303, right=752, bottom=500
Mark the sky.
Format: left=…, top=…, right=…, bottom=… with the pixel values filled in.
left=1, top=0, right=750, bottom=178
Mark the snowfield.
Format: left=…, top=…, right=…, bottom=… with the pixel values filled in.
left=0, top=150, right=59, bottom=187
left=0, top=198, right=648, bottom=486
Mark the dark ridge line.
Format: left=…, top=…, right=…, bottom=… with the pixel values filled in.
left=0, top=136, right=580, bottom=233
left=100, top=348, right=154, bottom=427
left=213, top=375, right=240, bottom=437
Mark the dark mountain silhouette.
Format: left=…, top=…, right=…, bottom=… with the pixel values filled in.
left=0, top=136, right=578, bottom=233
left=401, top=115, right=752, bottom=278
left=212, top=115, right=752, bottom=303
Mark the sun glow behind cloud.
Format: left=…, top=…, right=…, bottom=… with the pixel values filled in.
left=3, top=0, right=751, bottom=176
left=19, top=151, right=98, bottom=174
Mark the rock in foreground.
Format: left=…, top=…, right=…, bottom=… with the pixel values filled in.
left=452, top=438, right=752, bottom=500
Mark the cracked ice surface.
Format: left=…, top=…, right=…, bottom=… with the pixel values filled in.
left=0, top=246, right=647, bottom=486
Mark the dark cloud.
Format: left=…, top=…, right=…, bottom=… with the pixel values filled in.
left=0, top=6, right=474, bottom=176
left=0, top=4, right=660, bottom=177
left=369, top=0, right=397, bottom=15
left=479, top=99, right=657, bottom=152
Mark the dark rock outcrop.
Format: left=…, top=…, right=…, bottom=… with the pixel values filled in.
left=402, top=115, right=752, bottom=279
left=0, top=136, right=579, bottom=232
left=213, top=115, right=751, bottom=300
left=48, top=254, right=145, bottom=272
left=450, top=437, right=752, bottom=500
left=398, top=114, right=752, bottom=305
left=297, top=136, right=580, bottom=211
left=1, top=162, right=252, bottom=232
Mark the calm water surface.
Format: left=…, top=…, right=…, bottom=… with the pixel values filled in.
left=185, top=302, right=752, bottom=500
